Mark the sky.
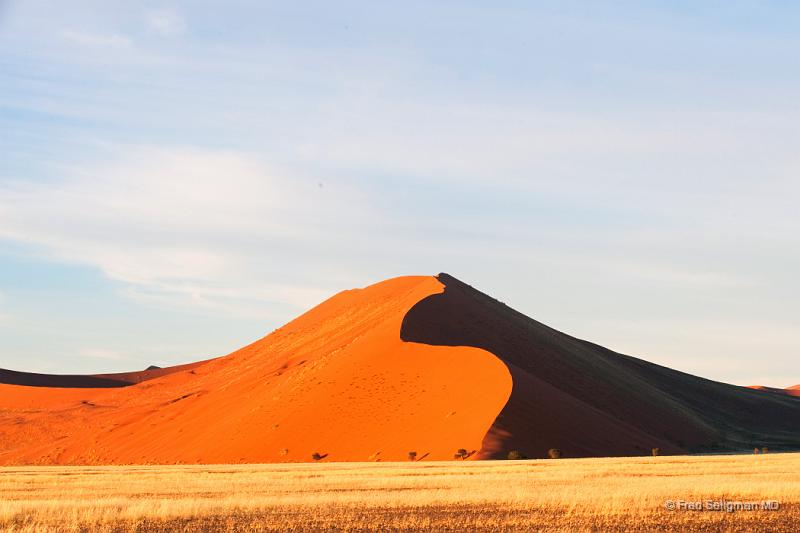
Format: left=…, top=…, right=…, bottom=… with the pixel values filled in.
left=1, top=1, right=798, bottom=387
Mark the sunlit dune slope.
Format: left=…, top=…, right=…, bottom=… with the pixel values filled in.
left=401, top=274, right=800, bottom=458
left=0, top=276, right=511, bottom=464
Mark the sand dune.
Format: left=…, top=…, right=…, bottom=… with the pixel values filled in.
left=0, top=361, right=208, bottom=388
left=0, top=276, right=510, bottom=464
left=748, top=385, right=800, bottom=397
left=0, top=274, right=797, bottom=465
left=402, top=275, right=800, bottom=458
left=784, top=384, right=800, bottom=396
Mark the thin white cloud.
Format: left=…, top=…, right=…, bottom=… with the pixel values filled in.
left=0, top=291, right=8, bottom=324
left=60, top=30, right=132, bottom=48
left=79, top=348, right=126, bottom=360
left=589, top=259, right=754, bottom=288
left=119, top=281, right=334, bottom=321
left=146, top=9, right=186, bottom=36
left=0, top=145, right=374, bottom=318
left=581, top=318, right=800, bottom=388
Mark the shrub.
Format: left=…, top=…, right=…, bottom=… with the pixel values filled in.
left=651, top=447, right=660, bottom=457
left=547, top=448, right=561, bottom=459
left=754, top=447, right=760, bottom=454
left=408, top=451, right=417, bottom=462
left=507, top=450, right=524, bottom=460
left=311, top=452, right=322, bottom=461
left=453, top=449, right=469, bottom=460
left=762, top=447, right=769, bottom=454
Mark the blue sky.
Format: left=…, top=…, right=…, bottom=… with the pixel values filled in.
left=1, top=1, right=798, bottom=386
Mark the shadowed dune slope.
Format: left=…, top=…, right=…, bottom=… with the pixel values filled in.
left=0, top=361, right=209, bottom=388
left=0, top=369, right=136, bottom=388
left=401, top=274, right=800, bottom=459
left=0, top=276, right=511, bottom=465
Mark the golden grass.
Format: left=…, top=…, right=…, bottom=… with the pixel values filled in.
left=1, top=453, right=797, bottom=532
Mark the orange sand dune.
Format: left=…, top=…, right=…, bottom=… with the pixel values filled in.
left=0, top=276, right=510, bottom=464
left=784, top=384, right=800, bottom=397
left=748, top=385, right=800, bottom=397
left=1, top=273, right=798, bottom=465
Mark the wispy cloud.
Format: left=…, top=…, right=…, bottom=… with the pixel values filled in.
left=60, top=30, right=132, bottom=48
left=146, top=9, right=186, bottom=36
left=78, top=347, right=126, bottom=360
left=0, top=291, right=8, bottom=324
left=0, top=145, right=373, bottom=318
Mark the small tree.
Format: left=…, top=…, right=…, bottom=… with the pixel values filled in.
left=456, top=448, right=469, bottom=460
left=408, top=451, right=417, bottom=462
left=651, top=447, right=660, bottom=457
left=547, top=448, right=561, bottom=459
left=311, top=452, right=322, bottom=461
left=507, top=450, right=524, bottom=460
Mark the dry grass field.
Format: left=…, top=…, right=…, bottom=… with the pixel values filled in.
left=1, top=453, right=797, bottom=532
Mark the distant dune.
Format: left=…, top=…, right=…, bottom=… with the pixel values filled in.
left=0, top=274, right=798, bottom=465
left=748, top=384, right=800, bottom=398
left=0, top=361, right=208, bottom=388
